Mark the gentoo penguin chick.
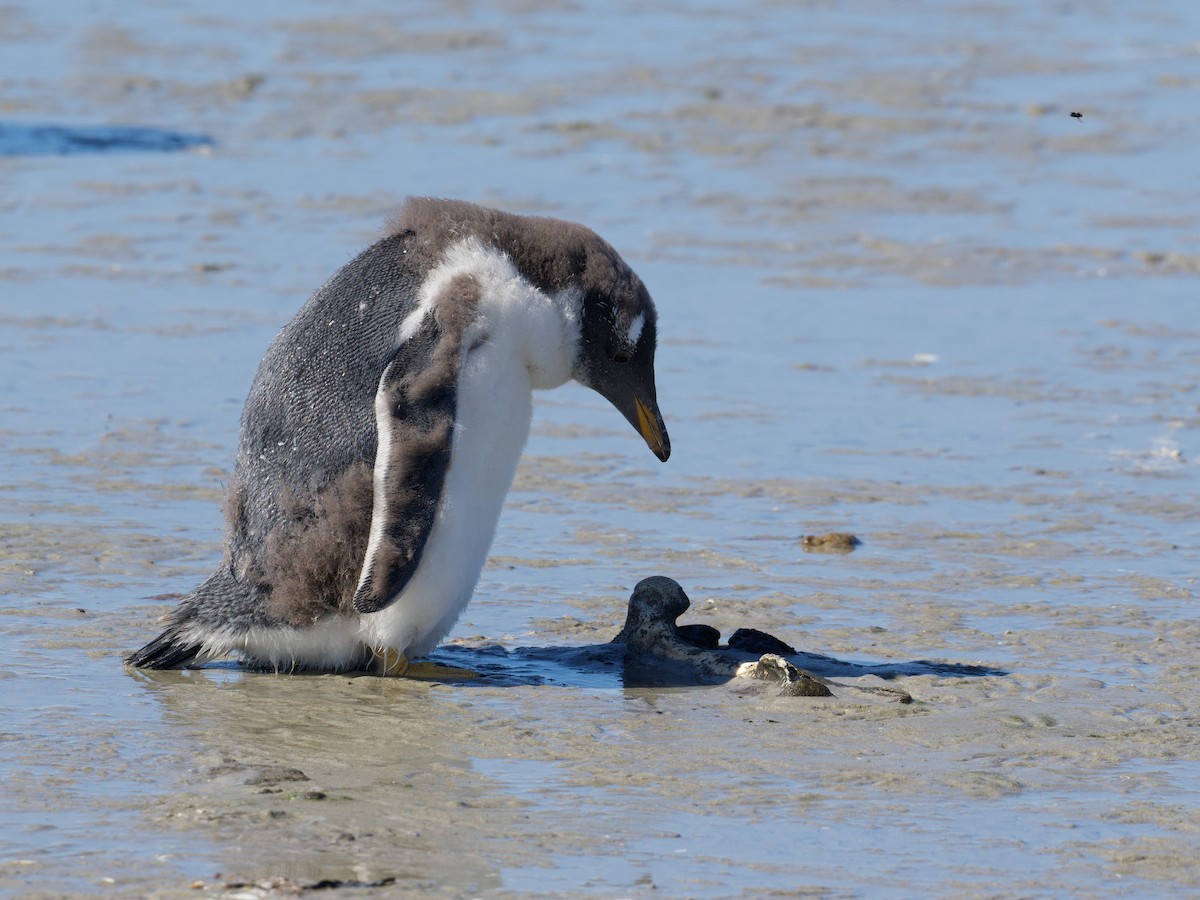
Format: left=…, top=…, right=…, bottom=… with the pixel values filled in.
left=127, top=197, right=669, bottom=675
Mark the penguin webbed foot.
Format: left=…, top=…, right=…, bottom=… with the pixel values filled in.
left=370, top=648, right=478, bottom=680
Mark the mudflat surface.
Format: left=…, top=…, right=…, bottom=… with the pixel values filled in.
left=2, top=0, right=1199, bottom=896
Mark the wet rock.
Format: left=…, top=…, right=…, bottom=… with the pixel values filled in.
left=218, top=875, right=397, bottom=894
left=611, top=576, right=740, bottom=678
left=676, top=623, right=721, bottom=649
left=612, top=576, right=915, bottom=702
left=728, top=628, right=797, bottom=656
left=249, top=766, right=309, bottom=785
left=801, top=532, right=861, bottom=553
left=206, top=761, right=310, bottom=786
left=736, top=654, right=832, bottom=697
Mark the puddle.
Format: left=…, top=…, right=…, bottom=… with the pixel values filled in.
left=0, top=122, right=213, bottom=157
left=3, top=0, right=1200, bottom=895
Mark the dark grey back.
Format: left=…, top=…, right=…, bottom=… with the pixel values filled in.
left=225, top=232, right=421, bottom=615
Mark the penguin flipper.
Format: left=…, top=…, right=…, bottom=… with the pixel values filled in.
left=352, top=288, right=476, bottom=614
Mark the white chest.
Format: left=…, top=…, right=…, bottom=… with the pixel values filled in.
left=359, top=239, right=580, bottom=658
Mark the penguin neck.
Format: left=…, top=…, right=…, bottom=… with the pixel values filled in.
left=516, top=284, right=582, bottom=390
left=432, top=237, right=582, bottom=391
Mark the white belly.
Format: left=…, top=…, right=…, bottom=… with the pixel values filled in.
left=358, top=344, right=533, bottom=658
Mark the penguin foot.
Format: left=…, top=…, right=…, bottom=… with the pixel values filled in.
left=371, top=648, right=478, bottom=680
left=403, top=661, right=481, bottom=680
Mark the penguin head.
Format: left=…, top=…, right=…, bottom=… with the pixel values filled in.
left=388, top=198, right=671, bottom=462
left=573, top=268, right=670, bottom=462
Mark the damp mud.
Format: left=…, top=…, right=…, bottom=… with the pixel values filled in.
left=4, top=0, right=1200, bottom=896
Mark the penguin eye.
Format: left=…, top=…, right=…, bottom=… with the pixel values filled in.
left=605, top=338, right=633, bottom=364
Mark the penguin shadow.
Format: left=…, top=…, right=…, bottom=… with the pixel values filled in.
left=431, top=576, right=1007, bottom=692
left=0, top=121, right=213, bottom=156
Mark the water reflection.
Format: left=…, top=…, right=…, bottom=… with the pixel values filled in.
left=142, top=634, right=1005, bottom=690
left=434, top=640, right=1006, bottom=690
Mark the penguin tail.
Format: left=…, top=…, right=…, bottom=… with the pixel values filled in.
left=126, top=568, right=248, bottom=670
left=125, top=625, right=204, bottom=669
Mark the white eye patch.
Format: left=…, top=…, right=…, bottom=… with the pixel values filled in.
left=625, top=311, right=645, bottom=346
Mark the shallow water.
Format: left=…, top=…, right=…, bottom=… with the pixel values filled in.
left=3, top=0, right=1200, bottom=896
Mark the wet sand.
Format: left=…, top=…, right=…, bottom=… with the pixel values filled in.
left=3, top=0, right=1200, bottom=896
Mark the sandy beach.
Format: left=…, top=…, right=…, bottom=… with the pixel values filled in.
left=3, top=0, right=1199, bottom=896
